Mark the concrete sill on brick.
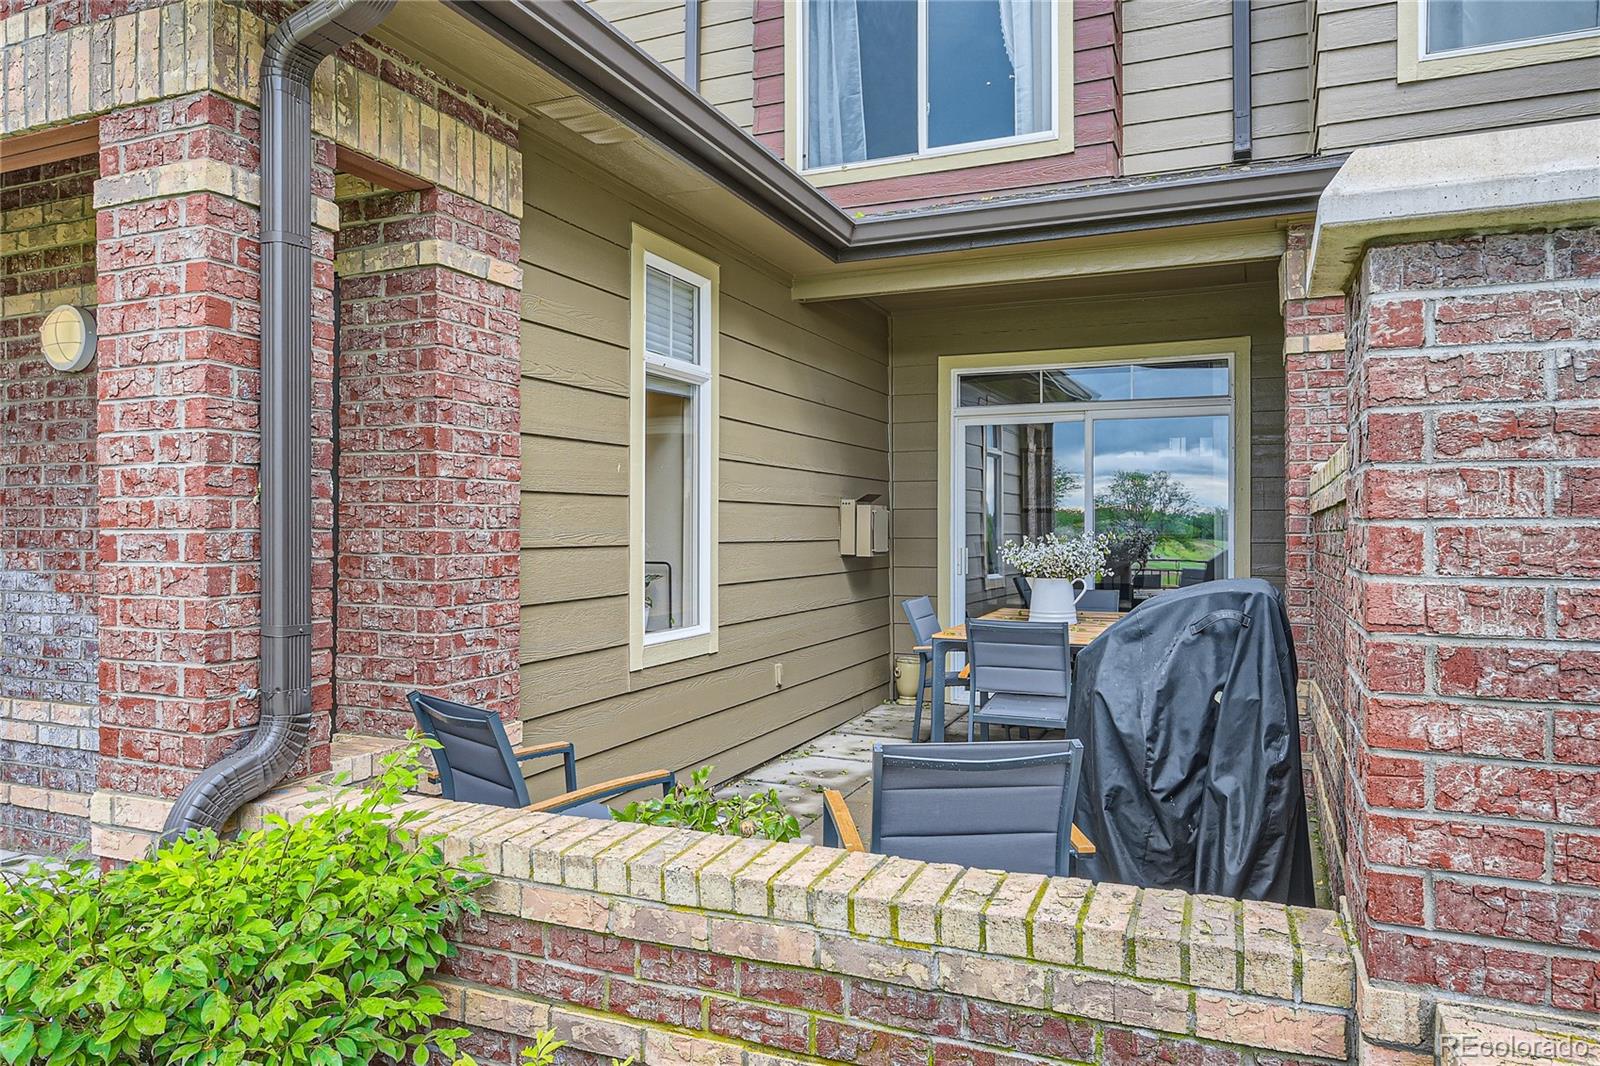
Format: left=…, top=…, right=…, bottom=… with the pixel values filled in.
left=242, top=784, right=1356, bottom=1065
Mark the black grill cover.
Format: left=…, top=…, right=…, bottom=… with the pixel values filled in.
left=1068, top=578, right=1316, bottom=905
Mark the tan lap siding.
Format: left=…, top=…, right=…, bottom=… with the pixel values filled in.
left=887, top=281, right=1288, bottom=655
left=583, top=0, right=757, bottom=132
left=1311, top=0, right=1600, bottom=152
left=518, top=139, right=890, bottom=793
left=1122, top=0, right=1313, bottom=175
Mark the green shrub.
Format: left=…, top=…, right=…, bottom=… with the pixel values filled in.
left=0, top=735, right=485, bottom=1066
left=609, top=766, right=799, bottom=842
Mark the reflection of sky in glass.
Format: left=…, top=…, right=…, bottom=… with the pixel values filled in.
left=1044, top=360, right=1229, bottom=403
left=1092, top=416, right=1230, bottom=508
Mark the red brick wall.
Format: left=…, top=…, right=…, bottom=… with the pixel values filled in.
left=93, top=92, right=338, bottom=801
left=753, top=0, right=1122, bottom=214
left=1282, top=303, right=1349, bottom=652
left=1325, top=227, right=1600, bottom=1011
left=333, top=188, right=522, bottom=735
left=0, top=153, right=100, bottom=854
left=1, top=155, right=98, bottom=707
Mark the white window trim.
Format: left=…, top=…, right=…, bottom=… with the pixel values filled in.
left=935, top=339, right=1253, bottom=630
left=783, top=0, right=1074, bottom=187
left=982, top=426, right=1005, bottom=587
left=630, top=227, right=720, bottom=672
left=1399, top=0, right=1600, bottom=82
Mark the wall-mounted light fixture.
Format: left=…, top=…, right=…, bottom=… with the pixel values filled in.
left=40, top=304, right=97, bottom=373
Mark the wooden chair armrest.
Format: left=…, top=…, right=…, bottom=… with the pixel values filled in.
left=821, top=789, right=865, bottom=853
left=514, top=741, right=573, bottom=759
left=958, top=664, right=970, bottom=680
left=529, top=769, right=676, bottom=814
left=1070, top=824, right=1097, bottom=856
left=911, top=644, right=931, bottom=653
left=514, top=740, right=577, bottom=792
left=425, top=740, right=578, bottom=792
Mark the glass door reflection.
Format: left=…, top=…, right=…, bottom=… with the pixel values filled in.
left=960, top=420, right=1085, bottom=622
left=1092, top=414, right=1231, bottom=608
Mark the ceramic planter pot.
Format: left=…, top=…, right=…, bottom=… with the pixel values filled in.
left=1029, top=576, right=1086, bottom=624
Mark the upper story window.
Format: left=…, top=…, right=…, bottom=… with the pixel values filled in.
left=802, top=0, right=1056, bottom=172
left=1424, top=0, right=1600, bottom=54
left=1400, top=0, right=1600, bottom=80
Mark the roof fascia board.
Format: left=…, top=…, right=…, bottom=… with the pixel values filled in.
left=449, top=0, right=853, bottom=255
left=793, top=228, right=1288, bottom=303
left=446, top=0, right=1344, bottom=265
left=843, top=157, right=1344, bottom=258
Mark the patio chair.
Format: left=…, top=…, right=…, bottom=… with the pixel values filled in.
left=901, top=596, right=964, bottom=742
left=1074, top=588, right=1120, bottom=613
left=819, top=740, right=1095, bottom=876
left=1011, top=574, right=1032, bottom=606
left=407, top=691, right=675, bottom=816
left=965, top=618, right=1071, bottom=741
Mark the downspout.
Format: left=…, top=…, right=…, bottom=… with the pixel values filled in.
left=162, top=0, right=395, bottom=843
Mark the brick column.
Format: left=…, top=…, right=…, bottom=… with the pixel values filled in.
left=1340, top=228, right=1600, bottom=1013
left=332, top=187, right=522, bottom=737
left=92, top=93, right=337, bottom=853
left=1280, top=223, right=1350, bottom=656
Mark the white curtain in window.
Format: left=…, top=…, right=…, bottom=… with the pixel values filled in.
left=806, top=0, right=868, bottom=167
left=996, top=0, right=1037, bottom=135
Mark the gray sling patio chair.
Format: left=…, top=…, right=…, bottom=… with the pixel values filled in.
left=819, top=740, right=1095, bottom=876
left=1074, top=588, right=1120, bottom=613
left=901, top=596, right=964, bottom=742
left=1011, top=574, right=1032, bottom=606
left=408, top=691, right=675, bottom=816
left=965, top=618, right=1072, bottom=741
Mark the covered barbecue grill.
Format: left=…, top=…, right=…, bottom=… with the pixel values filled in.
left=1068, top=578, right=1317, bottom=906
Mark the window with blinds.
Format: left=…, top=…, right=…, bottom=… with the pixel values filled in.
left=639, top=253, right=714, bottom=649
left=645, top=265, right=701, bottom=365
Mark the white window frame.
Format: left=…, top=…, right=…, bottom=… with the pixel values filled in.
left=939, top=342, right=1251, bottom=629
left=630, top=227, right=720, bottom=671
left=785, top=0, right=1074, bottom=186
left=1399, top=0, right=1600, bottom=81
left=982, top=425, right=1005, bottom=585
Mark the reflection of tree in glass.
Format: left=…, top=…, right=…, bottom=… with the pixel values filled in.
left=1095, top=471, right=1198, bottom=571
left=1052, top=467, right=1082, bottom=507
left=1051, top=466, right=1084, bottom=535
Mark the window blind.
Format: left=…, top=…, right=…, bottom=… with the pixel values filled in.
left=645, top=265, right=699, bottom=363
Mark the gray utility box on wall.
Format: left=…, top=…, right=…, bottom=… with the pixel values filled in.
left=839, top=495, right=889, bottom=557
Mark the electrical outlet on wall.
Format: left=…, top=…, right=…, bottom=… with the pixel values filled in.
left=773, top=662, right=784, bottom=688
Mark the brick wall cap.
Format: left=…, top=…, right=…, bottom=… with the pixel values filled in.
left=241, top=782, right=1357, bottom=1014
left=1307, top=118, right=1600, bottom=298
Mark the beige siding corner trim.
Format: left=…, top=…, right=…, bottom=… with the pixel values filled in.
left=629, top=224, right=722, bottom=672
left=934, top=338, right=1254, bottom=623
left=782, top=3, right=1074, bottom=186
left=1397, top=0, right=1600, bottom=83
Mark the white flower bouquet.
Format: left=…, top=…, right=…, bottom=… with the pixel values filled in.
left=999, top=532, right=1111, bottom=582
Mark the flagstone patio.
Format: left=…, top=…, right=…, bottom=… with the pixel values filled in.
left=720, top=697, right=978, bottom=844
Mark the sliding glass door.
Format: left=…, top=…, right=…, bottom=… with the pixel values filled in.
left=951, top=355, right=1235, bottom=621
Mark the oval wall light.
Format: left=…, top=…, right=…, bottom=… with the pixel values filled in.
left=40, top=304, right=97, bottom=373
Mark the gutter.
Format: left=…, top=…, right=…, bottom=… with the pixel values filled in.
left=1231, top=0, right=1252, bottom=161
left=448, top=0, right=1344, bottom=263
left=162, top=0, right=397, bottom=843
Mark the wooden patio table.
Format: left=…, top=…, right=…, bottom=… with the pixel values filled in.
left=924, top=609, right=1124, bottom=743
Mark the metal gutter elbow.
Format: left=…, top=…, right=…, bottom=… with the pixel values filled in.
left=161, top=0, right=396, bottom=844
